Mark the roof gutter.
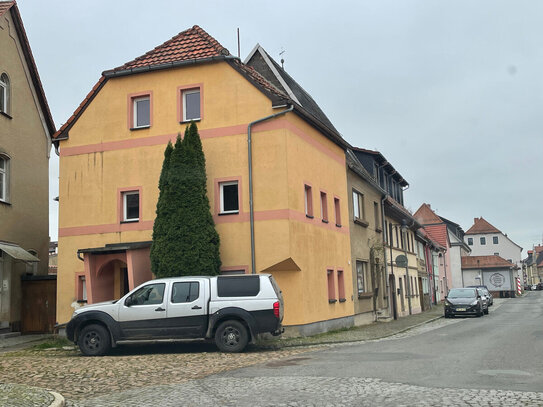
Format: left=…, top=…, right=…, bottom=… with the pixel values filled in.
left=102, top=55, right=240, bottom=78
left=248, top=105, right=294, bottom=274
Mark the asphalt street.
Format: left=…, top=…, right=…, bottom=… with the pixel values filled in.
left=70, top=293, right=543, bottom=406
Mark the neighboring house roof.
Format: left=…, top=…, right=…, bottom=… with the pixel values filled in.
left=414, top=203, right=442, bottom=225
left=350, top=147, right=408, bottom=187
left=465, top=217, right=501, bottom=235
left=417, top=227, right=445, bottom=251
left=461, top=255, right=517, bottom=270
left=384, top=196, right=420, bottom=229
left=345, top=149, right=385, bottom=195
left=0, top=1, right=56, bottom=136
left=52, top=25, right=349, bottom=151
left=422, top=224, right=449, bottom=249
left=414, top=203, right=468, bottom=250
left=244, top=44, right=338, bottom=134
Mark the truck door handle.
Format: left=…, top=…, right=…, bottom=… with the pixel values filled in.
left=155, top=307, right=165, bottom=312
left=192, top=305, right=202, bottom=310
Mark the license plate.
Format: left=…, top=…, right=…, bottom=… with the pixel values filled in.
left=456, top=308, right=466, bottom=311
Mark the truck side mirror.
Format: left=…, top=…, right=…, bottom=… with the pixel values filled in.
left=125, top=296, right=134, bottom=307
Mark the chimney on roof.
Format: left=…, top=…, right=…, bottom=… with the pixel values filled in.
left=474, top=218, right=478, bottom=223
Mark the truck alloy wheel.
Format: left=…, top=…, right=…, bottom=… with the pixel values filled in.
left=215, top=320, right=248, bottom=353
left=78, top=324, right=111, bottom=356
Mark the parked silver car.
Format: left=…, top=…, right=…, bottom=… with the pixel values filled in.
left=467, top=285, right=493, bottom=306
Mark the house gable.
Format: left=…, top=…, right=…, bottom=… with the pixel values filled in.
left=0, top=1, right=55, bottom=151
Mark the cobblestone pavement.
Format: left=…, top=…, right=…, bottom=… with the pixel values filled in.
left=0, top=342, right=316, bottom=403
left=67, top=376, right=543, bottom=407
left=0, top=383, right=54, bottom=407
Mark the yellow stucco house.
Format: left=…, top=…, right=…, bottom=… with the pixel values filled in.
left=53, top=26, right=354, bottom=335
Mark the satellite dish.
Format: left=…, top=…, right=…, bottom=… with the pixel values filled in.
left=395, top=255, right=408, bottom=268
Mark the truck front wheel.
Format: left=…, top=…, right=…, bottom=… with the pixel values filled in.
left=215, top=320, right=248, bottom=353
left=78, top=324, right=111, bottom=356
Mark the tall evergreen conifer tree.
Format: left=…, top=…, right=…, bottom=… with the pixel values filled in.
left=151, top=124, right=221, bottom=277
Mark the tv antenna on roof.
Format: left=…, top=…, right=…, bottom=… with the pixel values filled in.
left=279, top=48, right=285, bottom=69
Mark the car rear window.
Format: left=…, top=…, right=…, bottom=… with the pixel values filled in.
left=217, top=275, right=260, bottom=297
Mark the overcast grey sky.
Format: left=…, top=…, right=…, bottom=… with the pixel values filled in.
left=17, top=0, right=543, bottom=253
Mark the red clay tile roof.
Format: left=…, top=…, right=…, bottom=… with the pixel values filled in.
left=0, top=1, right=55, bottom=136
left=113, top=25, right=230, bottom=71
left=53, top=25, right=345, bottom=149
left=461, top=255, right=516, bottom=269
left=414, top=203, right=442, bottom=225
left=465, top=217, right=501, bottom=235
left=0, top=1, right=14, bottom=16
left=422, top=224, right=448, bottom=248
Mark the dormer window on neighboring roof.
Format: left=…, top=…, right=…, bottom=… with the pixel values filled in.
left=0, top=73, right=10, bottom=116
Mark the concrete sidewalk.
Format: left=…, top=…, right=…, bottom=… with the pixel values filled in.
left=0, top=334, right=52, bottom=352
left=258, top=304, right=445, bottom=348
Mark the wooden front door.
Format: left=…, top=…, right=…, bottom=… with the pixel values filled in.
left=21, top=278, right=56, bottom=333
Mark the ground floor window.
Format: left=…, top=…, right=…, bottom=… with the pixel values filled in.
left=356, top=261, right=368, bottom=296
left=327, top=269, right=336, bottom=302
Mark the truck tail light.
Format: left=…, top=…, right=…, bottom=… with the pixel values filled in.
left=273, top=301, right=280, bottom=318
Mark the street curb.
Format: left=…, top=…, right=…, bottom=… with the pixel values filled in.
left=48, top=391, right=65, bottom=407
left=257, top=314, right=444, bottom=350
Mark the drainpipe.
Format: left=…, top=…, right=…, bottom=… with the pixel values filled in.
left=247, top=105, right=293, bottom=274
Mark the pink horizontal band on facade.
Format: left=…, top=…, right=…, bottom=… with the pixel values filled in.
left=59, top=209, right=349, bottom=237
left=58, top=120, right=344, bottom=165
left=58, top=220, right=154, bottom=237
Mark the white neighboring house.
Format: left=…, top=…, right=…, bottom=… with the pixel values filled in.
left=464, top=217, right=523, bottom=285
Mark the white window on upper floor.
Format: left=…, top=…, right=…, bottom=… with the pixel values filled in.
left=132, top=96, right=150, bottom=128
left=122, top=191, right=140, bottom=222
left=219, top=181, right=239, bottom=214
left=0, top=154, right=10, bottom=203
left=0, top=73, right=10, bottom=115
left=182, top=89, right=201, bottom=122
left=493, top=236, right=499, bottom=244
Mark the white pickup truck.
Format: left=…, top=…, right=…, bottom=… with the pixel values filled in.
left=66, top=274, right=283, bottom=355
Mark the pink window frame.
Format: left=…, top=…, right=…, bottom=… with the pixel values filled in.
left=320, top=190, right=328, bottom=223
left=334, top=196, right=341, bottom=227
left=178, top=83, right=204, bottom=123
left=118, top=187, right=143, bottom=223
left=75, top=272, right=87, bottom=302
left=327, top=269, right=336, bottom=303
left=337, top=268, right=345, bottom=301
left=127, top=91, right=153, bottom=130
left=214, top=176, right=242, bottom=216
left=304, top=183, right=313, bottom=218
